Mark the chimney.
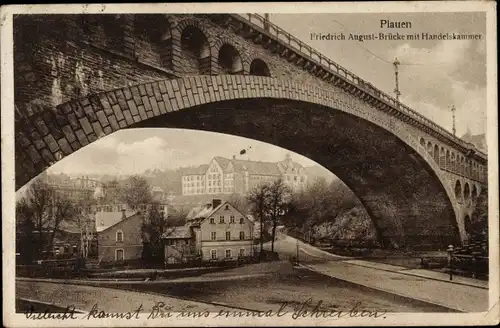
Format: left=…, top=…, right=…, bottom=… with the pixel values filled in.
left=212, top=199, right=222, bottom=209
left=121, top=208, right=127, bottom=220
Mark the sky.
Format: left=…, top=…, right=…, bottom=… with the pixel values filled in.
left=47, top=12, right=487, bottom=178
left=47, top=129, right=318, bottom=175
left=270, top=12, right=487, bottom=136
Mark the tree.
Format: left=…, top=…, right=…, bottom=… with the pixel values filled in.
left=247, top=183, right=270, bottom=258
left=16, top=198, right=35, bottom=264
left=21, top=179, right=58, bottom=258
left=471, top=187, right=488, bottom=240
left=48, top=197, right=75, bottom=256
left=72, top=193, right=98, bottom=259
left=17, top=178, right=76, bottom=259
left=266, top=178, right=291, bottom=252
left=119, top=175, right=153, bottom=209
left=228, top=193, right=250, bottom=214
left=141, top=203, right=167, bottom=264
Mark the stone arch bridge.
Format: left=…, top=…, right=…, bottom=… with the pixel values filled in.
left=13, top=13, right=487, bottom=249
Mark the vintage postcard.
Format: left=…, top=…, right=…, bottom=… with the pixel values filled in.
left=1, top=1, right=498, bottom=327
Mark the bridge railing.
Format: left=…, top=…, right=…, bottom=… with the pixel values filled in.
left=235, top=13, right=486, bottom=160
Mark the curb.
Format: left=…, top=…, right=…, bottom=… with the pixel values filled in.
left=298, top=263, right=466, bottom=313
left=343, top=261, right=489, bottom=290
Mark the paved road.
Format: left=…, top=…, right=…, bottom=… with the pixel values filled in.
left=16, top=280, right=230, bottom=314
left=266, top=234, right=489, bottom=313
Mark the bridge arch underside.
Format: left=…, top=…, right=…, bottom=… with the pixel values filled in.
left=130, top=98, right=460, bottom=249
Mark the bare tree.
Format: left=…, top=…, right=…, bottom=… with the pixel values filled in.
left=267, top=178, right=291, bottom=252
left=247, top=183, right=270, bottom=258
left=16, top=198, right=35, bottom=263
left=19, top=178, right=75, bottom=258
left=48, top=197, right=75, bottom=255
left=72, top=194, right=97, bottom=259
left=24, top=179, right=55, bottom=257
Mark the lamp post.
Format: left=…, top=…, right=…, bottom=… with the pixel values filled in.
left=296, top=235, right=300, bottom=265
left=447, top=244, right=454, bottom=281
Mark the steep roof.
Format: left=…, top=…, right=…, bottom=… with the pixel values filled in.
left=181, top=164, right=209, bottom=175
left=214, top=156, right=282, bottom=176
left=95, top=210, right=137, bottom=232
left=161, top=226, right=192, bottom=239
left=185, top=201, right=249, bottom=227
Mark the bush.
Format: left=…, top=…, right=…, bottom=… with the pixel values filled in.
left=257, top=250, right=279, bottom=262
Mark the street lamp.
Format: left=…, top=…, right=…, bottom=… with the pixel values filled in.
left=296, top=236, right=300, bottom=265
left=447, top=244, right=454, bottom=281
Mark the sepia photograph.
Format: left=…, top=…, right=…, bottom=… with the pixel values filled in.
left=1, top=2, right=498, bottom=327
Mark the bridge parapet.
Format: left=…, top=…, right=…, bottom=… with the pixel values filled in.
left=230, top=13, right=486, bottom=162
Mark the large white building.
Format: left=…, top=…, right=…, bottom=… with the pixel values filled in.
left=181, top=154, right=307, bottom=196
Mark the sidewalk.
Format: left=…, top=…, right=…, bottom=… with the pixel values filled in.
left=344, top=259, right=488, bottom=289
left=302, top=260, right=489, bottom=313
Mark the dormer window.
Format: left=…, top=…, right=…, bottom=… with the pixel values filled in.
left=225, top=205, right=230, bottom=210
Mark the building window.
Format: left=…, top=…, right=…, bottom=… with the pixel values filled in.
left=239, top=231, right=245, bottom=240
left=225, top=249, right=232, bottom=259
left=239, top=217, right=244, bottom=224
left=239, top=248, right=245, bottom=257
left=116, top=230, right=123, bottom=242
left=211, top=232, right=216, bottom=240
left=219, top=216, right=225, bottom=223
left=115, top=249, right=124, bottom=261
left=210, top=218, right=215, bottom=224
left=230, top=216, right=235, bottom=223
left=211, top=249, right=217, bottom=260
left=226, top=231, right=231, bottom=240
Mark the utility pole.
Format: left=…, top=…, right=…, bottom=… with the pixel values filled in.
left=393, top=58, right=401, bottom=105
left=451, top=105, right=456, bottom=136
left=264, top=13, right=270, bottom=32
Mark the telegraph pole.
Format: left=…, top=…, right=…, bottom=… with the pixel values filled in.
left=451, top=105, right=456, bottom=136
left=393, top=58, right=401, bottom=104
left=264, top=13, right=270, bottom=31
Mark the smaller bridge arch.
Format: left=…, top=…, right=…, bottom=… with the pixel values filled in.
left=471, top=184, right=478, bottom=201
left=249, top=58, right=271, bottom=77
left=433, top=144, right=439, bottom=164
left=179, top=25, right=211, bottom=74
left=427, top=141, right=433, bottom=156
left=217, top=43, right=243, bottom=74
left=440, top=146, right=445, bottom=168
left=455, top=180, right=463, bottom=202
left=464, top=182, right=471, bottom=205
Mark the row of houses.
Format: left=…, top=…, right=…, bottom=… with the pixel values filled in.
left=22, top=199, right=257, bottom=265
left=97, top=199, right=255, bottom=263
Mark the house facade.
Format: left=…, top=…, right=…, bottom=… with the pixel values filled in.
left=162, top=199, right=255, bottom=264
left=96, top=211, right=144, bottom=262
left=95, top=202, right=169, bottom=262
left=180, top=154, right=308, bottom=196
